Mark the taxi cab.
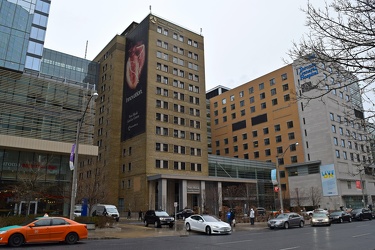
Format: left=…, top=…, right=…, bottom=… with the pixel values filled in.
left=0, top=216, right=88, bottom=247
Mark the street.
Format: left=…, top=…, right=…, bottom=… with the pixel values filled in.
left=1, top=219, right=374, bottom=250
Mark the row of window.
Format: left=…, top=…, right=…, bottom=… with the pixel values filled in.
left=334, top=149, right=372, bottom=163
left=157, top=26, right=199, bottom=48
left=156, top=40, right=199, bottom=63
left=332, top=136, right=370, bottom=153
left=156, top=87, right=200, bottom=105
left=155, top=143, right=202, bottom=155
left=156, top=67, right=199, bottom=82
left=217, top=83, right=289, bottom=107
left=156, top=100, right=200, bottom=116
left=155, top=159, right=202, bottom=171
left=331, top=124, right=368, bottom=141
left=329, top=113, right=367, bottom=133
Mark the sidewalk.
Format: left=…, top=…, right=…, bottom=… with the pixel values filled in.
left=87, top=219, right=269, bottom=240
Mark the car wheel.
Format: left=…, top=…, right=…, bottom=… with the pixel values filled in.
left=154, top=221, right=160, bottom=228
left=116, top=218, right=119, bottom=222
left=284, top=222, right=289, bottom=229
left=186, top=222, right=191, bottom=231
left=205, top=226, right=212, bottom=235
left=339, top=218, right=343, bottom=223
left=169, top=223, right=174, bottom=228
left=182, top=216, right=185, bottom=221
left=299, top=221, right=304, bottom=228
left=8, top=233, right=24, bottom=247
left=65, top=232, right=78, bottom=245
left=349, top=217, right=352, bottom=223
left=144, top=220, right=148, bottom=227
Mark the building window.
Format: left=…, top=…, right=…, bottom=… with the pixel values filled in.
left=281, top=73, right=287, bottom=80
left=291, top=156, right=298, bottom=163
left=284, top=94, right=290, bottom=101
left=263, top=127, right=269, bottom=134
left=252, top=130, right=258, bottom=137
left=287, top=121, right=294, bottom=128
left=331, top=125, right=336, bottom=133
left=259, top=83, right=264, bottom=90
left=335, top=150, right=340, bottom=158
left=271, top=88, right=277, bottom=96
left=265, top=149, right=271, bottom=156
left=249, top=87, right=254, bottom=94
left=330, top=113, right=334, bottom=121
left=274, top=124, right=281, bottom=131
left=260, top=93, right=266, bottom=99
left=270, top=78, right=276, bottom=85
left=249, top=96, right=255, bottom=103
left=264, top=138, right=270, bottom=145
left=254, top=151, right=259, bottom=158
left=233, top=136, right=238, bottom=142
left=272, top=98, right=278, bottom=106
left=288, top=132, right=295, bottom=140
left=261, top=102, right=266, bottom=109
left=240, top=100, right=245, bottom=107
left=276, top=135, right=282, bottom=143
left=253, top=141, right=259, bottom=148
left=282, top=84, right=289, bottom=91
left=250, top=106, right=255, bottom=113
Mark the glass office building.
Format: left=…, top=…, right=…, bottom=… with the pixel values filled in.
left=0, top=0, right=50, bottom=72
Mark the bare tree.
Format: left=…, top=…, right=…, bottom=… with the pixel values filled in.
left=290, top=188, right=308, bottom=208
left=11, top=156, right=53, bottom=215
left=76, top=165, right=108, bottom=212
left=287, top=0, right=375, bottom=118
left=308, top=186, right=323, bottom=208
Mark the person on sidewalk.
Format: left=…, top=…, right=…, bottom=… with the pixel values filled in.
left=138, top=210, right=143, bottom=221
left=127, top=209, right=131, bottom=219
left=250, top=208, right=255, bottom=225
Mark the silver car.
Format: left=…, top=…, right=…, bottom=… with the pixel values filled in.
left=267, top=212, right=304, bottom=229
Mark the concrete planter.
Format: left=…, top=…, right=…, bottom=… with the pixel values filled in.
left=86, top=223, right=96, bottom=230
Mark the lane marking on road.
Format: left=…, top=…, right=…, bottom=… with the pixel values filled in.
left=215, top=239, right=253, bottom=245
left=352, top=233, right=370, bottom=238
left=280, top=247, right=301, bottom=250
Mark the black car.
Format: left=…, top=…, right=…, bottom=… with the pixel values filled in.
left=350, top=208, right=372, bottom=221
left=175, top=208, right=194, bottom=220
left=329, top=211, right=352, bottom=223
left=144, top=210, right=175, bottom=228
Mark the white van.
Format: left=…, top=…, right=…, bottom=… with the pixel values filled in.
left=91, top=204, right=120, bottom=221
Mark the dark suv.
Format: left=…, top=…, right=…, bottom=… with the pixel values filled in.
left=350, top=208, right=372, bottom=221
left=175, top=208, right=194, bottom=220
left=144, top=210, right=175, bottom=228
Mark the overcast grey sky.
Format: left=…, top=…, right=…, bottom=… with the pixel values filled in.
left=45, top=0, right=325, bottom=91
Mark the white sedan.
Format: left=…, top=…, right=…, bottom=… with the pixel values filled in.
left=185, top=215, right=231, bottom=235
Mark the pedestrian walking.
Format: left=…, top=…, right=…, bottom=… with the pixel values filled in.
left=250, top=208, right=255, bottom=225
left=127, top=209, right=131, bottom=219
left=138, top=210, right=143, bottom=221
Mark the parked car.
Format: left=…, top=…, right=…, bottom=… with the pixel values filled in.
left=185, top=214, right=231, bottom=235
left=305, top=208, right=329, bottom=217
left=329, top=211, right=352, bottom=223
left=0, top=216, right=88, bottom=247
left=267, top=212, right=304, bottom=229
left=144, top=210, right=174, bottom=228
left=91, top=204, right=120, bottom=222
left=350, top=208, right=372, bottom=221
left=311, top=213, right=331, bottom=226
left=256, top=207, right=266, bottom=216
left=174, top=208, right=194, bottom=220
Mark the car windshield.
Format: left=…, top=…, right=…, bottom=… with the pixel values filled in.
left=276, top=214, right=289, bottom=219
left=352, top=209, right=361, bottom=213
left=202, top=215, right=220, bottom=222
left=155, top=211, right=170, bottom=216
left=313, top=213, right=327, bottom=218
left=106, top=208, right=118, bottom=213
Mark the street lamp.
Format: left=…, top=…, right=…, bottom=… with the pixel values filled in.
left=69, top=92, right=98, bottom=220
left=276, top=142, right=298, bottom=214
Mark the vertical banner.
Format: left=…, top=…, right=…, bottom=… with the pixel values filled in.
left=271, top=169, right=278, bottom=185
left=121, top=18, right=149, bottom=141
left=320, top=164, right=338, bottom=196
left=356, top=180, right=362, bottom=190
left=69, top=144, right=75, bottom=170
